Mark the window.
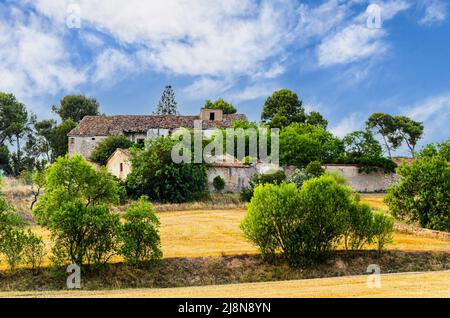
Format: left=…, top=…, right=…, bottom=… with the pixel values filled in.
left=209, top=112, right=215, bottom=121
left=92, top=137, right=96, bottom=141
left=70, top=138, right=75, bottom=144
left=120, top=163, right=123, bottom=172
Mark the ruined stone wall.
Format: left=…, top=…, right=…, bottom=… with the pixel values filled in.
left=68, top=136, right=107, bottom=159
left=207, top=166, right=256, bottom=193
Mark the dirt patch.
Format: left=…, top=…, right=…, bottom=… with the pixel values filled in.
left=0, top=250, right=449, bottom=292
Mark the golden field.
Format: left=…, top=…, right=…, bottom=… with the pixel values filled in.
left=2, top=270, right=449, bottom=298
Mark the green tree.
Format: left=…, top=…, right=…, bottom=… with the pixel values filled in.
left=279, top=123, right=344, bottom=167
left=50, top=202, right=120, bottom=266
left=385, top=156, right=450, bottom=231
left=34, top=155, right=119, bottom=224
left=213, top=176, right=226, bottom=192
left=418, top=140, right=450, bottom=161
left=343, top=130, right=383, bottom=160
left=0, top=145, right=10, bottom=174
left=366, top=113, right=401, bottom=158
left=119, top=197, right=162, bottom=265
left=305, top=111, right=328, bottom=129
left=371, top=211, right=394, bottom=256
left=261, top=89, right=306, bottom=128
left=52, top=95, right=100, bottom=123
left=394, top=116, right=424, bottom=157
left=203, top=99, right=237, bottom=114
left=52, top=119, right=77, bottom=159
left=0, top=93, right=30, bottom=174
left=154, top=85, right=178, bottom=115
left=126, top=137, right=207, bottom=203
left=90, top=135, right=135, bottom=166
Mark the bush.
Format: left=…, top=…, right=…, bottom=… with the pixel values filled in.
left=344, top=201, right=374, bottom=250
left=50, top=202, right=120, bottom=267
left=241, top=182, right=301, bottom=261
left=24, top=230, right=46, bottom=274
left=90, top=135, right=135, bottom=166
left=240, top=170, right=286, bottom=202
left=119, top=197, right=162, bottom=265
left=287, top=161, right=325, bottom=190
left=34, top=155, right=119, bottom=225
left=213, top=176, right=226, bottom=192
left=305, top=160, right=325, bottom=177
left=0, top=227, right=28, bottom=270
left=385, top=156, right=450, bottom=231
left=241, top=175, right=389, bottom=265
left=372, top=211, right=394, bottom=256
left=126, top=137, right=208, bottom=203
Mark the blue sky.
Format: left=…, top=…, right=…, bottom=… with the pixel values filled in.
left=1, top=0, right=449, bottom=153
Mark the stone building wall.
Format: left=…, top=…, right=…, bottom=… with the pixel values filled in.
left=207, top=165, right=256, bottom=193
left=68, top=136, right=107, bottom=159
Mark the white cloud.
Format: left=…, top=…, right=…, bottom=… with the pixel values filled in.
left=92, top=49, right=139, bottom=85
left=418, top=0, right=447, bottom=26
left=330, top=113, right=364, bottom=138
left=227, top=83, right=280, bottom=103
left=0, top=11, right=85, bottom=100
left=183, top=77, right=234, bottom=100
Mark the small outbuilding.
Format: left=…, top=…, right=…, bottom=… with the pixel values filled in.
left=106, top=148, right=132, bottom=181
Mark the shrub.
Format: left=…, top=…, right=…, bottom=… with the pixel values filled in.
left=90, top=135, right=135, bottom=166
left=213, top=176, right=226, bottom=192
left=305, top=160, right=325, bottom=177
left=385, top=156, right=450, bottom=231
left=119, top=197, right=162, bottom=265
left=344, top=201, right=374, bottom=250
left=240, top=170, right=286, bottom=202
left=371, top=211, right=394, bottom=256
left=0, top=227, right=28, bottom=270
left=34, top=155, right=119, bottom=224
left=241, top=182, right=301, bottom=262
left=24, top=230, right=46, bottom=274
left=287, top=162, right=325, bottom=190
left=50, top=202, right=120, bottom=267
left=126, top=137, right=208, bottom=203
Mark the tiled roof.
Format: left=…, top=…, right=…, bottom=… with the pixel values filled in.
left=68, top=114, right=247, bottom=137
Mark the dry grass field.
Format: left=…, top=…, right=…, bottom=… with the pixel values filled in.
left=2, top=270, right=449, bottom=298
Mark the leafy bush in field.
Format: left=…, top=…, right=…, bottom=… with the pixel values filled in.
left=372, top=211, right=394, bottom=256
left=90, top=135, right=135, bottom=166
left=119, top=197, right=162, bottom=265
left=126, top=137, right=208, bottom=203
left=344, top=201, right=374, bottom=250
left=241, top=175, right=393, bottom=265
left=241, top=182, right=301, bottom=261
left=240, top=170, right=286, bottom=202
left=0, top=228, right=28, bottom=270
left=34, top=154, right=119, bottom=224
left=50, top=202, right=120, bottom=267
left=24, top=230, right=46, bottom=274
left=385, top=156, right=450, bottom=231
left=213, top=175, right=226, bottom=192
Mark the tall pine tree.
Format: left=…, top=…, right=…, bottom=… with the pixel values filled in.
left=154, top=85, right=178, bottom=115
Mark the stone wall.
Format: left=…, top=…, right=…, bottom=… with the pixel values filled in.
left=285, top=164, right=398, bottom=193
left=68, top=136, right=107, bottom=159
left=207, top=165, right=256, bottom=193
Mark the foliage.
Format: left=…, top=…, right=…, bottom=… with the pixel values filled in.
left=344, top=202, right=374, bottom=250
left=242, top=175, right=392, bottom=265
left=343, top=130, right=383, bottom=160
left=0, top=227, right=28, bottom=270
left=213, top=175, right=226, bottom=192
left=52, top=95, right=100, bottom=123
left=371, top=211, right=394, bottom=256
left=155, top=85, right=178, bottom=115
left=394, top=116, right=424, bottom=157
left=52, top=120, right=77, bottom=159
left=241, top=182, right=301, bottom=261
left=287, top=161, right=325, bottom=189
left=240, top=170, right=286, bottom=202
left=261, top=89, right=306, bottom=128
left=385, top=156, right=450, bottom=231
left=418, top=140, right=450, bottom=160
left=305, top=111, right=328, bottom=129
left=279, top=123, right=344, bottom=167
left=119, top=197, right=162, bottom=265
left=24, top=230, right=46, bottom=274
left=0, top=144, right=10, bottom=174
left=50, top=202, right=120, bottom=267
left=34, top=155, right=119, bottom=224
left=305, top=160, right=325, bottom=177
left=203, top=99, right=237, bottom=114
left=90, top=135, right=135, bottom=166
left=126, top=137, right=208, bottom=203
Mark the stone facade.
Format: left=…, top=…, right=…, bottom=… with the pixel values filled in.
left=285, top=164, right=398, bottom=193
left=106, top=149, right=132, bottom=181
left=68, top=136, right=107, bottom=159
left=207, top=165, right=256, bottom=193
